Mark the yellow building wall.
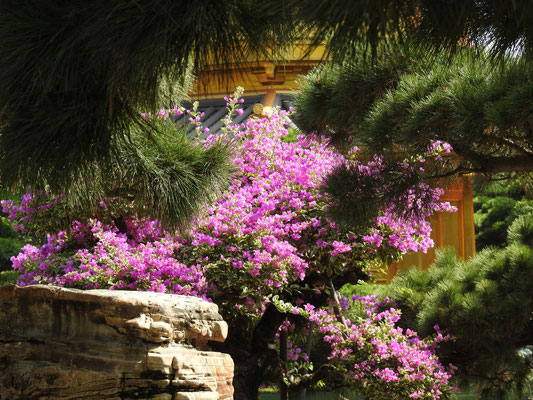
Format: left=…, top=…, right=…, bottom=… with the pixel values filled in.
left=382, top=177, right=476, bottom=283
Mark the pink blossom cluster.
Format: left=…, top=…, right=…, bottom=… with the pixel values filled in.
left=367, top=183, right=456, bottom=254
left=1, top=189, right=56, bottom=234
left=294, top=294, right=456, bottom=400
left=10, top=218, right=209, bottom=299
left=3, top=93, right=451, bottom=312
left=427, top=141, right=453, bottom=161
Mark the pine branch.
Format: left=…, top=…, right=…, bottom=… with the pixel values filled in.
left=452, top=144, right=533, bottom=173
left=425, top=164, right=478, bottom=179
left=262, top=0, right=533, bottom=61
left=294, top=46, right=533, bottom=178
left=0, top=0, right=287, bottom=195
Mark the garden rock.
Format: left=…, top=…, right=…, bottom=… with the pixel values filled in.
left=0, top=284, right=233, bottom=400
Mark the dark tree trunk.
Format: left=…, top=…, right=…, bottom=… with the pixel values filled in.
left=279, top=329, right=288, bottom=400
left=212, top=303, right=286, bottom=400
left=211, top=271, right=358, bottom=399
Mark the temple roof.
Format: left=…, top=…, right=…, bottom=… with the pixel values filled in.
left=175, top=94, right=295, bottom=137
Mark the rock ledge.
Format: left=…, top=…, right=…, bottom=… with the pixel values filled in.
left=0, top=284, right=234, bottom=400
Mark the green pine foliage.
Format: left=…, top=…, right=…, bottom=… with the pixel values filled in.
left=293, top=45, right=418, bottom=149
left=0, top=217, right=17, bottom=240
left=261, top=0, right=533, bottom=61
left=378, top=217, right=533, bottom=399
left=473, top=175, right=533, bottom=200
left=322, top=158, right=425, bottom=231
left=24, top=118, right=234, bottom=232
left=473, top=176, right=533, bottom=249
left=105, top=122, right=234, bottom=228
left=0, top=1, right=287, bottom=220
left=294, top=47, right=533, bottom=178
left=0, top=238, right=22, bottom=272
left=0, top=218, right=22, bottom=272
left=474, top=196, right=533, bottom=249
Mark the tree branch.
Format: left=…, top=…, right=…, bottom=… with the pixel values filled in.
left=452, top=145, right=533, bottom=173
left=474, top=155, right=533, bottom=173
left=425, top=164, right=478, bottom=179
left=287, top=364, right=341, bottom=390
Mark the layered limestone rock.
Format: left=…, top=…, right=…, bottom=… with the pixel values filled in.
left=0, top=284, right=234, bottom=400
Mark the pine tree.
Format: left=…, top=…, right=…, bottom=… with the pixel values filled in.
left=290, top=45, right=533, bottom=228
left=295, top=46, right=533, bottom=174
left=0, top=0, right=286, bottom=221
left=382, top=216, right=533, bottom=399
left=262, top=0, right=533, bottom=60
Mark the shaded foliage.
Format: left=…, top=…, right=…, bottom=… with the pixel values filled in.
left=473, top=174, right=533, bottom=200
left=474, top=196, right=533, bottom=249
left=323, top=156, right=438, bottom=232
left=41, top=115, right=233, bottom=230
left=0, top=0, right=287, bottom=220
left=0, top=270, right=18, bottom=285
left=0, top=218, right=21, bottom=272
left=261, top=0, right=533, bottom=61
left=0, top=238, right=22, bottom=272
left=473, top=176, right=533, bottom=249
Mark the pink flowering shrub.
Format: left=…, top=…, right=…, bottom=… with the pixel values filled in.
left=295, top=294, right=456, bottom=399
left=2, top=89, right=458, bottom=397
left=3, top=104, right=453, bottom=304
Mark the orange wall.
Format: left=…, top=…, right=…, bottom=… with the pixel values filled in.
left=382, top=176, right=476, bottom=283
